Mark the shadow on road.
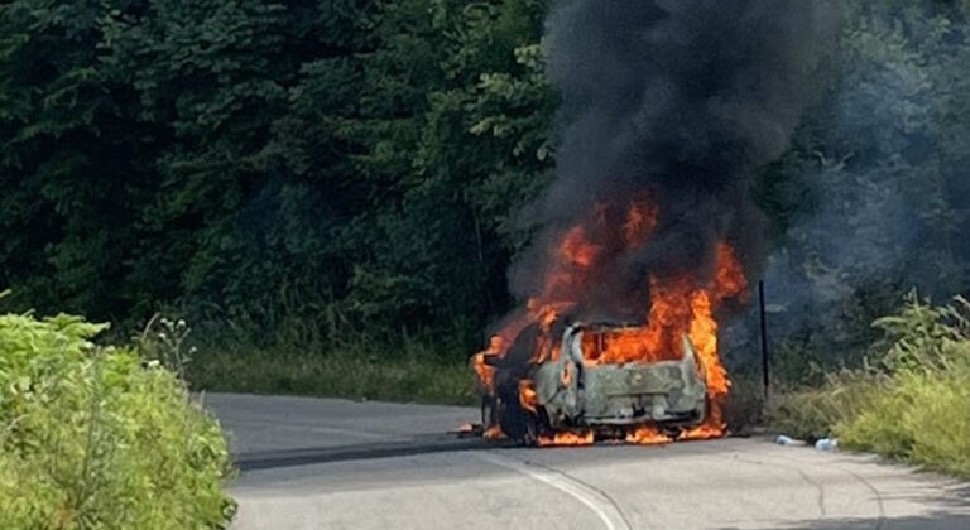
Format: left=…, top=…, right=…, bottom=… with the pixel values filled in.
left=232, top=436, right=519, bottom=471
left=717, top=512, right=970, bottom=529
left=230, top=435, right=748, bottom=472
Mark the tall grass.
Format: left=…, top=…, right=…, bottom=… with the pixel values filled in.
left=188, top=347, right=476, bottom=406
left=143, top=297, right=481, bottom=406
left=769, top=291, right=970, bottom=478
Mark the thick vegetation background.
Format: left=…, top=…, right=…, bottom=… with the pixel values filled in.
left=2, top=0, right=970, bottom=409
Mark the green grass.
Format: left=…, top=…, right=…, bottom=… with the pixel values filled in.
left=771, top=365, right=970, bottom=479
left=768, top=370, right=887, bottom=442
left=721, top=376, right=770, bottom=433
left=768, top=293, right=970, bottom=479
left=837, top=361, right=970, bottom=477
left=188, top=349, right=477, bottom=406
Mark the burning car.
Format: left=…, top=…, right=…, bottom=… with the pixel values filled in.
left=475, top=318, right=709, bottom=446
left=463, top=192, right=749, bottom=447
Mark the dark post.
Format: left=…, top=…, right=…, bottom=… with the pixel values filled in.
left=758, top=280, right=770, bottom=402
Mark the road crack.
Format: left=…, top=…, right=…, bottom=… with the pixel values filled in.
left=727, top=452, right=887, bottom=530
left=727, top=454, right=827, bottom=518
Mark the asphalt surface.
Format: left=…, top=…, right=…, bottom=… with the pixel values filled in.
left=204, top=393, right=970, bottom=530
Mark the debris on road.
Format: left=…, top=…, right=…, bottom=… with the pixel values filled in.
left=815, top=438, right=838, bottom=452
left=451, top=423, right=484, bottom=438
left=450, top=422, right=507, bottom=440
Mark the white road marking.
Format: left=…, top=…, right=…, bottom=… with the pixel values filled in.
left=475, top=451, right=631, bottom=530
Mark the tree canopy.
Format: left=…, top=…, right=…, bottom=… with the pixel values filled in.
left=2, top=0, right=969, bottom=376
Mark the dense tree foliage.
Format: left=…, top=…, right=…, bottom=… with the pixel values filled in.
left=2, top=0, right=969, bottom=376
left=1, top=0, right=554, bottom=352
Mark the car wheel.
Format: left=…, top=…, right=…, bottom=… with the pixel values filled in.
left=664, top=427, right=683, bottom=440
left=496, top=395, right=528, bottom=443
left=521, top=413, right=540, bottom=447
left=481, top=395, right=497, bottom=427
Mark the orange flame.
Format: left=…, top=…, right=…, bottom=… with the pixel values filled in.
left=472, top=195, right=748, bottom=444
left=471, top=335, right=505, bottom=396
left=626, top=427, right=672, bottom=445
left=538, top=431, right=595, bottom=447
left=561, top=226, right=601, bottom=268
left=623, top=199, right=659, bottom=248
left=519, top=380, right=538, bottom=413
left=683, top=242, right=747, bottom=438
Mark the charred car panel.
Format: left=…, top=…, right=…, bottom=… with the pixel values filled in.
left=533, top=324, right=707, bottom=432
left=476, top=321, right=710, bottom=445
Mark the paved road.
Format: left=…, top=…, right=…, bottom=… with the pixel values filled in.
left=205, top=393, right=970, bottom=530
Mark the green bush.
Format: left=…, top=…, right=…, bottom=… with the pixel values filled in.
left=770, top=292, right=970, bottom=478
left=769, top=370, right=887, bottom=442
left=835, top=352, right=970, bottom=477
left=0, top=299, right=237, bottom=529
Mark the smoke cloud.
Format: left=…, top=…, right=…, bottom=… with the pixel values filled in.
left=507, top=0, right=840, bottom=321
left=717, top=3, right=970, bottom=379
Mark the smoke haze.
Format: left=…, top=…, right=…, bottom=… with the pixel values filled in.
left=716, top=3, right=970, bottom=379
left=507, top=0, right=840, bottom=321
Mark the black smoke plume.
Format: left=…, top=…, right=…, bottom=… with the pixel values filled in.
left=507, top=0, right=840, bottom=322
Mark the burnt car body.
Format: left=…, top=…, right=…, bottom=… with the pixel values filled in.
left=483, top=321, right=708, bottom=445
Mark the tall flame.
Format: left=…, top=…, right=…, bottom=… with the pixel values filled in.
left=486, top=195, right=748, bottom=444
